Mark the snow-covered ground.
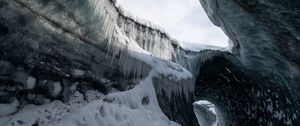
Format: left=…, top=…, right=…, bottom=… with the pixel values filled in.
left=56, top=71, right=181, bottom=126
left=0, top=73, right=179, bottom=126
left=180, top=41, right=233, bottom=52
left=0, top=47, right=191, bottom=126
left=1, top=74, right=187, bottom=126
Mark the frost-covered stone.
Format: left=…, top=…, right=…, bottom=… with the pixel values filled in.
left=51, top=82, right=62, bottom=97
left=193, top=100, right=218, bottom=126
left=72, top=69, right=85, bottom=77
left=63, top=81, right=79, bottom=102
left=85, top=90, right=104, bottom=102
left=25, top=76, right=36, bottom=89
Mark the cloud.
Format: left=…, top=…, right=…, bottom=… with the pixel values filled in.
left=118, top=0, right=228, bottom=47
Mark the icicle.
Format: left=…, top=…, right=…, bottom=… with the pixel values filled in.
left=154, top=76, right=194, bottom=101
left=87, top=0, right=118, bottom=52
left=88, top=0, right=205, bottom=71
left=118, top=51, right=151, bottom=78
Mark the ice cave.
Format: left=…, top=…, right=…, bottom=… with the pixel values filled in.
left=0, top=0, right=299, bottom=126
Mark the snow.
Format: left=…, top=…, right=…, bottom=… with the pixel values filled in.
left=193, top=100, right=219, bottom=126
left=114, top=25, right=194, bottom=99
left=0, top=72, right=179, bottom=126
left=72, top=69, right=85, bottom=77
left=112, top=0, right=172, bottom=39
left=26, top=76, right=36, bottom=89
left=195, top=100, right=214, bottom=106
left=52, top=82, right=62, bottom=97
left=57, top=72, right=179, bottom=126
left=85, top=90, right=105, bottom=102
left=0, top=99, right=20, bottom=117
left=180, top=39, right=233, bottom=52
left=0, top=100, right=85, bottom=126
left=194, top=100, right=217, bottom=115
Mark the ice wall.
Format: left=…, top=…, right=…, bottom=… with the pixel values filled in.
left=87, top=0, right=197, bottom=72
left=194, top=0, right=300, bottom=125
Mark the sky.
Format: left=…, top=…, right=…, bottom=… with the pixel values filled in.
left=118, top=0, right=228, bottom=47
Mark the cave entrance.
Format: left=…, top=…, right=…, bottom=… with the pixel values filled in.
left=193, top=100, right=220, bottom=126
left=193, top=55, right=251, bottom=125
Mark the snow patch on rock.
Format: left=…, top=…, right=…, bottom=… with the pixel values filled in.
left=26, top=77, right=36, bottom=89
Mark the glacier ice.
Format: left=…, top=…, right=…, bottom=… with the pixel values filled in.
left=193, top=100, right=219, bottom=126
left=0, top=0, right=235, bottom=126
left=86, top=0, right=228, bottom=76
left=82, top=0, right=238, bottom=113
left=85, top=0, right=202, bottom=99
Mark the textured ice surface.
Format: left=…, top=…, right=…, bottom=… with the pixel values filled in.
left=26, top=77, right=36, bottom=89
left=114, top=25, right=194, bottom=100
left=193, top=100, right=218, bottom=126
left=52, top=82, right=62, bottom=97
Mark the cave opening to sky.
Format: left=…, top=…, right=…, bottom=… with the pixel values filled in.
left=119, top=0, right=229, bottom=47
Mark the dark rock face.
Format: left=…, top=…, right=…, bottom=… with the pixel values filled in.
left=195, top=0, right=300, bottom=125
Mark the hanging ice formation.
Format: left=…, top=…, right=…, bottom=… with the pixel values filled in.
left=85, top=0, right=196, bottom=99
left=86, top=0, right=229, bottom=99
left=87, top=0, right=191, bottom=70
